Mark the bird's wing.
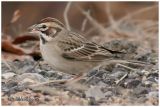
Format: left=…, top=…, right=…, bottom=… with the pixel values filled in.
left=57, top=32, right=123, bottom=61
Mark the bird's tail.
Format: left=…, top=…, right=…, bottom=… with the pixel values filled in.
left=104, top=59, right=152, bottom=66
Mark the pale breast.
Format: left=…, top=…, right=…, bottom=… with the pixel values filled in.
left=40, top=42, right=97, bottom=74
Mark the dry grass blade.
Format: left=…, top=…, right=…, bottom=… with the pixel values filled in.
left=115, top=73, right=128, bottom=85
left=115, top=63, right=137, bottom=71
left=106, top=3, right=118, bottom=30
left=64, top=2, right=72, bottom=30
left=81, top=10, right=90, bottom=32
left=105, top=3, right=131, bottom=38
left=78, top=7, right=107, bottom=37
left=105, top=4, right=158, bottom=52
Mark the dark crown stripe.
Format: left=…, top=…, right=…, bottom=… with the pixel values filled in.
left=39, top=17, right=65, bottom=27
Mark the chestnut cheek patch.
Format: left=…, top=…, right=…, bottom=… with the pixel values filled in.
left=41, top=27, right=61, bottom=38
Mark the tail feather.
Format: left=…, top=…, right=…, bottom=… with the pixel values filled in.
left=104, top=59, right=152, bottom=66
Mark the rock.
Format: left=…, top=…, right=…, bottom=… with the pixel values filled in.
left=125, top=79, right=141, bottom=88
left=111, top=68, right=126, bottom=79
left=97, top=81, right=107, bottom=87
left=105, top=91, right=113, bottom=97
left=147, top=72, right=158, bottom=78
left=17, top=73, right=47, bottom=85
left=2, top=72, right=16, bottom=79
left=133, top=86, right=149, bottom=95
left=128, top=73, right=139, bottom=79
left=87, top=69, right=98, bottom=77
left=38, top=63, right=53, bottom=71
left=46, top=71, right=58, bottom=77
left=85, top=86, right=105, bottom=101
left=16, top=66, right=37, bottom=74
left=2, top=63, right=11, bottom=72
left=135, top=52, right=157, bottom=64
left=141, top=70, right=150, bottom=76
left=147, top=77, right=157, bottom=83
left=147, top=91, right=158, bottom=98
left=88, top=97, right=98, bottom=105
left=31, top=86, right=59, bottom=96
left=103, top=40, right=138, bottom=54
left=86, top=76, right=101, bottom=85
left=147, top=72, right=158, bottom=83
left=39, top=70, right=71, bottom=80
left=143, top=81, right=153, bottom=87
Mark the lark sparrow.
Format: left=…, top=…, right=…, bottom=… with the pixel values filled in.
left=28, top=17, right=138, bottom=76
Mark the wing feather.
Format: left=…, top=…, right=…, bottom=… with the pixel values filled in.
left=58, top=31, right=123, bottom=61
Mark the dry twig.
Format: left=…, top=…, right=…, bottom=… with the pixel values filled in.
left=64, top=2, right=72, bottom=30
left=115, top=73, right=128, bottom=85
left=115, top=63, right=137, bottom=71
left=81, top=10, right=90, bottom=32
left=106, top=3, right=118, bottom=30
left=78, top=7, right=107, bottom=37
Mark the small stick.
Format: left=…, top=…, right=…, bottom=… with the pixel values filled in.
left=78, top=6, right=107, bottom=37
left=115, top=73, right=128, bottom=85
left=115, top=63, right=137, bottom=71
left=64, top=2, right=72, bottom=30
left=81, top=10, right=90, bottom=32
left=106, top=3, right=121, bottom=36
left=106, top=3, right=118, bottom=29
left=28, top=79, right=69, bottom=88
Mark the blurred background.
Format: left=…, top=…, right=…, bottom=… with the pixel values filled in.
left=2, top=2, right=158, bottom=60
left=2, top=2, right=158, bottom=35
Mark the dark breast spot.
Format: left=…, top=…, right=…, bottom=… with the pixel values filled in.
left=40, top=35, right=47, bottom=44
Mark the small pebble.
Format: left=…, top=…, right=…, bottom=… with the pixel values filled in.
left=85, top=86, right=105, bottom=101
left=147, top=91, right=158, bottom=98
left=125, top=79, right=141, bottom=88
left=105, top=91, right=113, bottom=97
left=2, top=72, right=16, bottom=79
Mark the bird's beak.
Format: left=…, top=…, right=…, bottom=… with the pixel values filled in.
left=27, top=24, right=37, bottom=32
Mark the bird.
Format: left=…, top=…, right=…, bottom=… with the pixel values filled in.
left=28, top=17, right=146, bottom=83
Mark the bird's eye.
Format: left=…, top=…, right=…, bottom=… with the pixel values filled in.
left=39, top=24, right=47, bottom=31
left=42, top=25, right=47, bottom=29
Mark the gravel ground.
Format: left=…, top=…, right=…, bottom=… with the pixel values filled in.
left=2, top=40, right=158, bottom=106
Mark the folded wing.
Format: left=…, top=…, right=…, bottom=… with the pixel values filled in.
left=58, top=32, right=123, bottom=61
